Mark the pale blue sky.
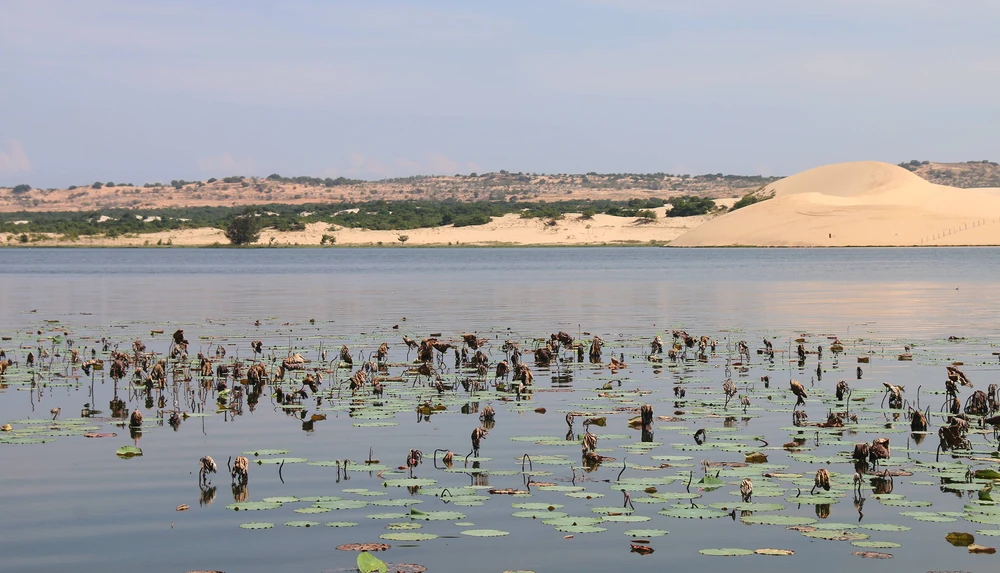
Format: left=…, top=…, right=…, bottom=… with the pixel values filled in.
left=2, top=0, right=998, bottom=187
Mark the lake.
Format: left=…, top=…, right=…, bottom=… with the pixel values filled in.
left=0, top=247, right=998, bottom=573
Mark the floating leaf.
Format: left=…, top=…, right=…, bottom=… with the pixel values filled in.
left=284, top=521, right=319, bottom=528
left=754, top=548, right=794, bottom=556
left=946, top=532, right=975, bottom=547
left=116, top=445, right=142, bottom=458
left=699, top=548, right=755, bottom=556
left=380, top=532, right=438, bottom=541
left=227, top=501, right=283, bottom=511
left=243, top=449, right=290, bottom=457
left=742, top=515, right=816, bottom=526
left=337, top=543, right=390, bottom=552
left=358, top=551, right=388, bottom=573
left=461, top=529, right=509, bottom=537
left=624, top=529, right=669, bottom=537
left=852, top=551, right=893, bottom=559
left=239, top=522, right=274, bottom=530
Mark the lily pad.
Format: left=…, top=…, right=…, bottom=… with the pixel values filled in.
left=380, top=532, right=438, bottom=541
left=239, top=522, right=274, bottom=530
left=461, top=529, right=509, bottom=537
left=699, top=548, right=755, bottom=556
left=116, top=445, right=142, bottom=458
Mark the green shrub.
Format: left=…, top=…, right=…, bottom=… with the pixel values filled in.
left=12, top=184, right=30, bottom=194
left=224, top=209, right=261, bottom=245
left=666, top=196, right=715, bottom=217
left=730, top=186, right=775, bottom=212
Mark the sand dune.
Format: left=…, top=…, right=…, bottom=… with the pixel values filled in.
left=671, top=161, right=1000, bottom=247
left=14, top=204, right=731, bottom=247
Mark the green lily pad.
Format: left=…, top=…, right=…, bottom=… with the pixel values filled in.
left=284, top=520, right=320, bottom=527
left=380, top=532, right=438, bottom=541
left=239, top=522, right=274, bottom=529
left=699, top=548, right=755, bottom=556
left=227, top=501, right=283, bottom=511
left=552, top=524, right=607, bottom=533
left=293, top=507, right=330, bottom=514
left=409, top=508, right=466, bottom=521
left=624, top=528, right=669, bottom=537
left=862, top=523, right=911, bottom=532
left=461, top=529, right=509, bottom=537
left=116, top=445, right=142, bottom=458
left=324, top=521, right=358, bottom=527
left=658, top=507, right=730, bottom=519
left=742, top=515, right=817, bottom=526
left=852, top=541, right=900, bottom=548
left=384, top=478, right=437, bottom=488
left=243, top=449, right=290, bottom=456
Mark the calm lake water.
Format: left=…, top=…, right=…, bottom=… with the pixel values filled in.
left=1, top=247, right=999, bottom=573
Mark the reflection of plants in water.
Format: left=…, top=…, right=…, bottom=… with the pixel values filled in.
left=199, top=485, right=217, bottom=507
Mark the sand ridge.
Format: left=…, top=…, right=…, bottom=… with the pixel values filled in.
left=671, top=161, right=1000, bottom=247
left=10, top=204, right=733, bottom=247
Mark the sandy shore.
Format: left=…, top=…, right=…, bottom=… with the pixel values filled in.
left=8, top=204, right=732, bottom=247
left=671, top=162, right=1000, bottom=247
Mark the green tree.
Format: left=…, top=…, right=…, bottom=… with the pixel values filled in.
left=224, top=209, right=261, bottom=245
left=12, top=184, right=30, bottom=194
left=397, top=234, right=409, bottom=244
left=666, top=196, right=716, bottom=217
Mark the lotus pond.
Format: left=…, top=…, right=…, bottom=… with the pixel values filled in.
left=1, top=247, right=999, bottom=573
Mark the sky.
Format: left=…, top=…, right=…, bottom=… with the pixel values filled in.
left=1, top=0, right=999, bottom=188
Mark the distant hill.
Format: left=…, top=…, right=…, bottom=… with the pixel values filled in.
left=1, top=161, right=997, bottom=213
left=897, top=160, right=1000, bottom=188
left=0, top=171, right=778, bottom=213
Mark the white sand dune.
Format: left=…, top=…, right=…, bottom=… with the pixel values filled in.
left=671, top=161, right=1000, bottom=247
left=13, top=204, right=731, bottom=247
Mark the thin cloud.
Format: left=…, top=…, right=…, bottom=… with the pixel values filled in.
left=0, top=140, right=31, bottom=176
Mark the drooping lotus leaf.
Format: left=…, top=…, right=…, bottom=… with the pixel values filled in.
left=358, top=551, right=388, bottom=573
left=116, top=445, right=142, bottom=458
